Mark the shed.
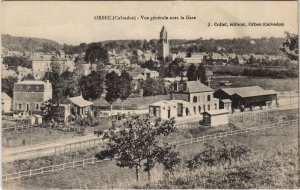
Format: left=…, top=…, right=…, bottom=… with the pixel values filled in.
left=201, top=109, right=229, bottom=127
left=219, top=99, right=232, bottom=111
left=31, top=114, right=43, bottom=125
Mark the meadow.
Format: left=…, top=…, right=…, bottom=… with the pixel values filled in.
left=211, top=77, right=298, bottom=92
left=3, top=115, right=298, bottom=189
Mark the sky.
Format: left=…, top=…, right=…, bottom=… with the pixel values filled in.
left=1, top=1, right=298, bottom=45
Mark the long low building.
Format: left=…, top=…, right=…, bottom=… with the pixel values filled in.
left=213, top=86, right=277, bottom=109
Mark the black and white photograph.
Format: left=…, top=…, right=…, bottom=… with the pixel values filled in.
left=1, top=1, right=299, bottom=189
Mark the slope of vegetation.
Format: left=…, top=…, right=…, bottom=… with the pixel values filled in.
left=2, top=34, right=61, bottom=52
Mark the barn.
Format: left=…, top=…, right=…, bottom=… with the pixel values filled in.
left=213, top=86, right=277, bottom=109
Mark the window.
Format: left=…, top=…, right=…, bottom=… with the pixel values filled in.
left=18, top=104, right=22, bottom=110
left=198, top=106, right=201, bottom=113
left=208, top=105, right=210, bottom=111
left=36, top=86, right=39, bottom=90
left=203, top=105, right=206, bottom=111
left=36, top=104, right=39, bottom=110
left=194, top=106, right=196, bottom=114
left=27, top=86, right=30, bottom=90
left=193, top=96, right=197, bottom=103
left=207, top=95, right=211, bottom=101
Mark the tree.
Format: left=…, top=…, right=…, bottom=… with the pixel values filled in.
left=95, top=115, right=180, bottom=182
left=2, top=76, right=18, bottom=97
left=280, top=32, right=298, bottom=61
left=186, top=64, right=197, bottom=81
left=142, top=78, right=167, bottom=96
left=196, top=64, right=208, bottom=84
left=21, top=73, right=35, bottom=81
left=84, top=43, right=109, bottom=69
left=3, top=56, right=32, bottom=69
left=79, top=71, right=105, bottom=101
left=105, top=71, right=120, bottom=112
left=43, top=70, right=63, bottom=104
left=118, top=71, right=132, bottom=110
left=60, top=71, right=80, bottom=98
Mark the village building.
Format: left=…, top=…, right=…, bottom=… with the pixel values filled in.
left=2, top=92, right=12, bottom=113
left=150, top=81, right=220, bottom=121
left=213, top=86, right=277, bottom=110
left=171, top=81, right=219, bottom=115
left=13, top=80, right=52, bottom=115
left=68, top=95, right=93, bottom=117
left=128, top=67, right=159, bottom=81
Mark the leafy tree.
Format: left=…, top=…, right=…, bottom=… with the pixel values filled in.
left=105, top=71, right=120, bottom=112
left=186, top=64, right=197, bottom=81
left=118, top=71, right=132, bottom=110
left=95, top=115, right=180, bottom=182
left=2, top=76, right=18, bottom=97
left=21, top=73, right=35, bottom=81
left=196, top=64, right=208, bottom=84
left=79, top=71, right=105, bottom=101
left=43, top=70, right=63, bottom=104
left=84, top=43, right=109, bottom=69
left=3, top=56, right=32, bottom=69
left=280, top=32, right=298, bottom=61
left=60, top=71, right=80, bottom=98
left=142, top=78, right=167, bottom=96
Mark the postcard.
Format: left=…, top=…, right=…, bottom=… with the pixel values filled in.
left=1, top=1, right=298, bottom=189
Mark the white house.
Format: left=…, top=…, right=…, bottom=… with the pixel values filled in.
left=2, top=92, right=12, bottom=113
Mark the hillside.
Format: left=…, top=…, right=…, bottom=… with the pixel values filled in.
left=2, top=34, right=61, bottom=52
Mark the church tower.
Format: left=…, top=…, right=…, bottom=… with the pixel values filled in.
left=158, top=26, right=169, bottom=60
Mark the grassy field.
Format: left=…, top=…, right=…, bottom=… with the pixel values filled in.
left=211, top=77, right=298, bottom=92
left=3, top=120, right=298, bottom=189
left=2, top=126, right=96, bottom=148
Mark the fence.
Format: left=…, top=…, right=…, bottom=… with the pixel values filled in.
left=175, top=121, right=199, bottom=129
left=2, top=157, right=111, bottom=182
left=3, top=137, right=103, bottom=163
left=228, top=108, right=298, bottom=124
left=3, top=119, right=298, bottom=182
left=172, top=119, right=298, bottom=147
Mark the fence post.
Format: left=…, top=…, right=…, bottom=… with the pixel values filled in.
left=5, top=173, right=8, bottom=181
left=18, top=171, right=21, bottom=180
left=73, top=161, right=75, bottom=168
left=41, top=167, right=43, bottom=174
left=29, top=169, right=32, bottom=177
left=83, top=159, right=85, bottom=167
left=92, top=157, right=95, bottom=164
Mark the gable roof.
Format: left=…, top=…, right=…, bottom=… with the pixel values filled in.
left=233, top=89, right=277, bottom=98
left=2, top=92, right=11, bottom=101
left=186, top=81, right=213, bottom=93
left=68, top=95, right=93, bottom=107
left=218, top=86, right=277, bottom=98
left=219, top=86, right=264, bottom=96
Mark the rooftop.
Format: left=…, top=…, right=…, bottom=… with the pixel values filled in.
left=202, top=109, right=230, bottom=116
left=219, top=86, right=265, bottom=96
left=68, top=95, right=93, bottom=107
left=150, top=100, right=177, bottom=107
left=186, top=81, right=213, bottom=93
left=16, top=80, right=50, bottom=85
left=2, top=92, right=11, bottom=101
